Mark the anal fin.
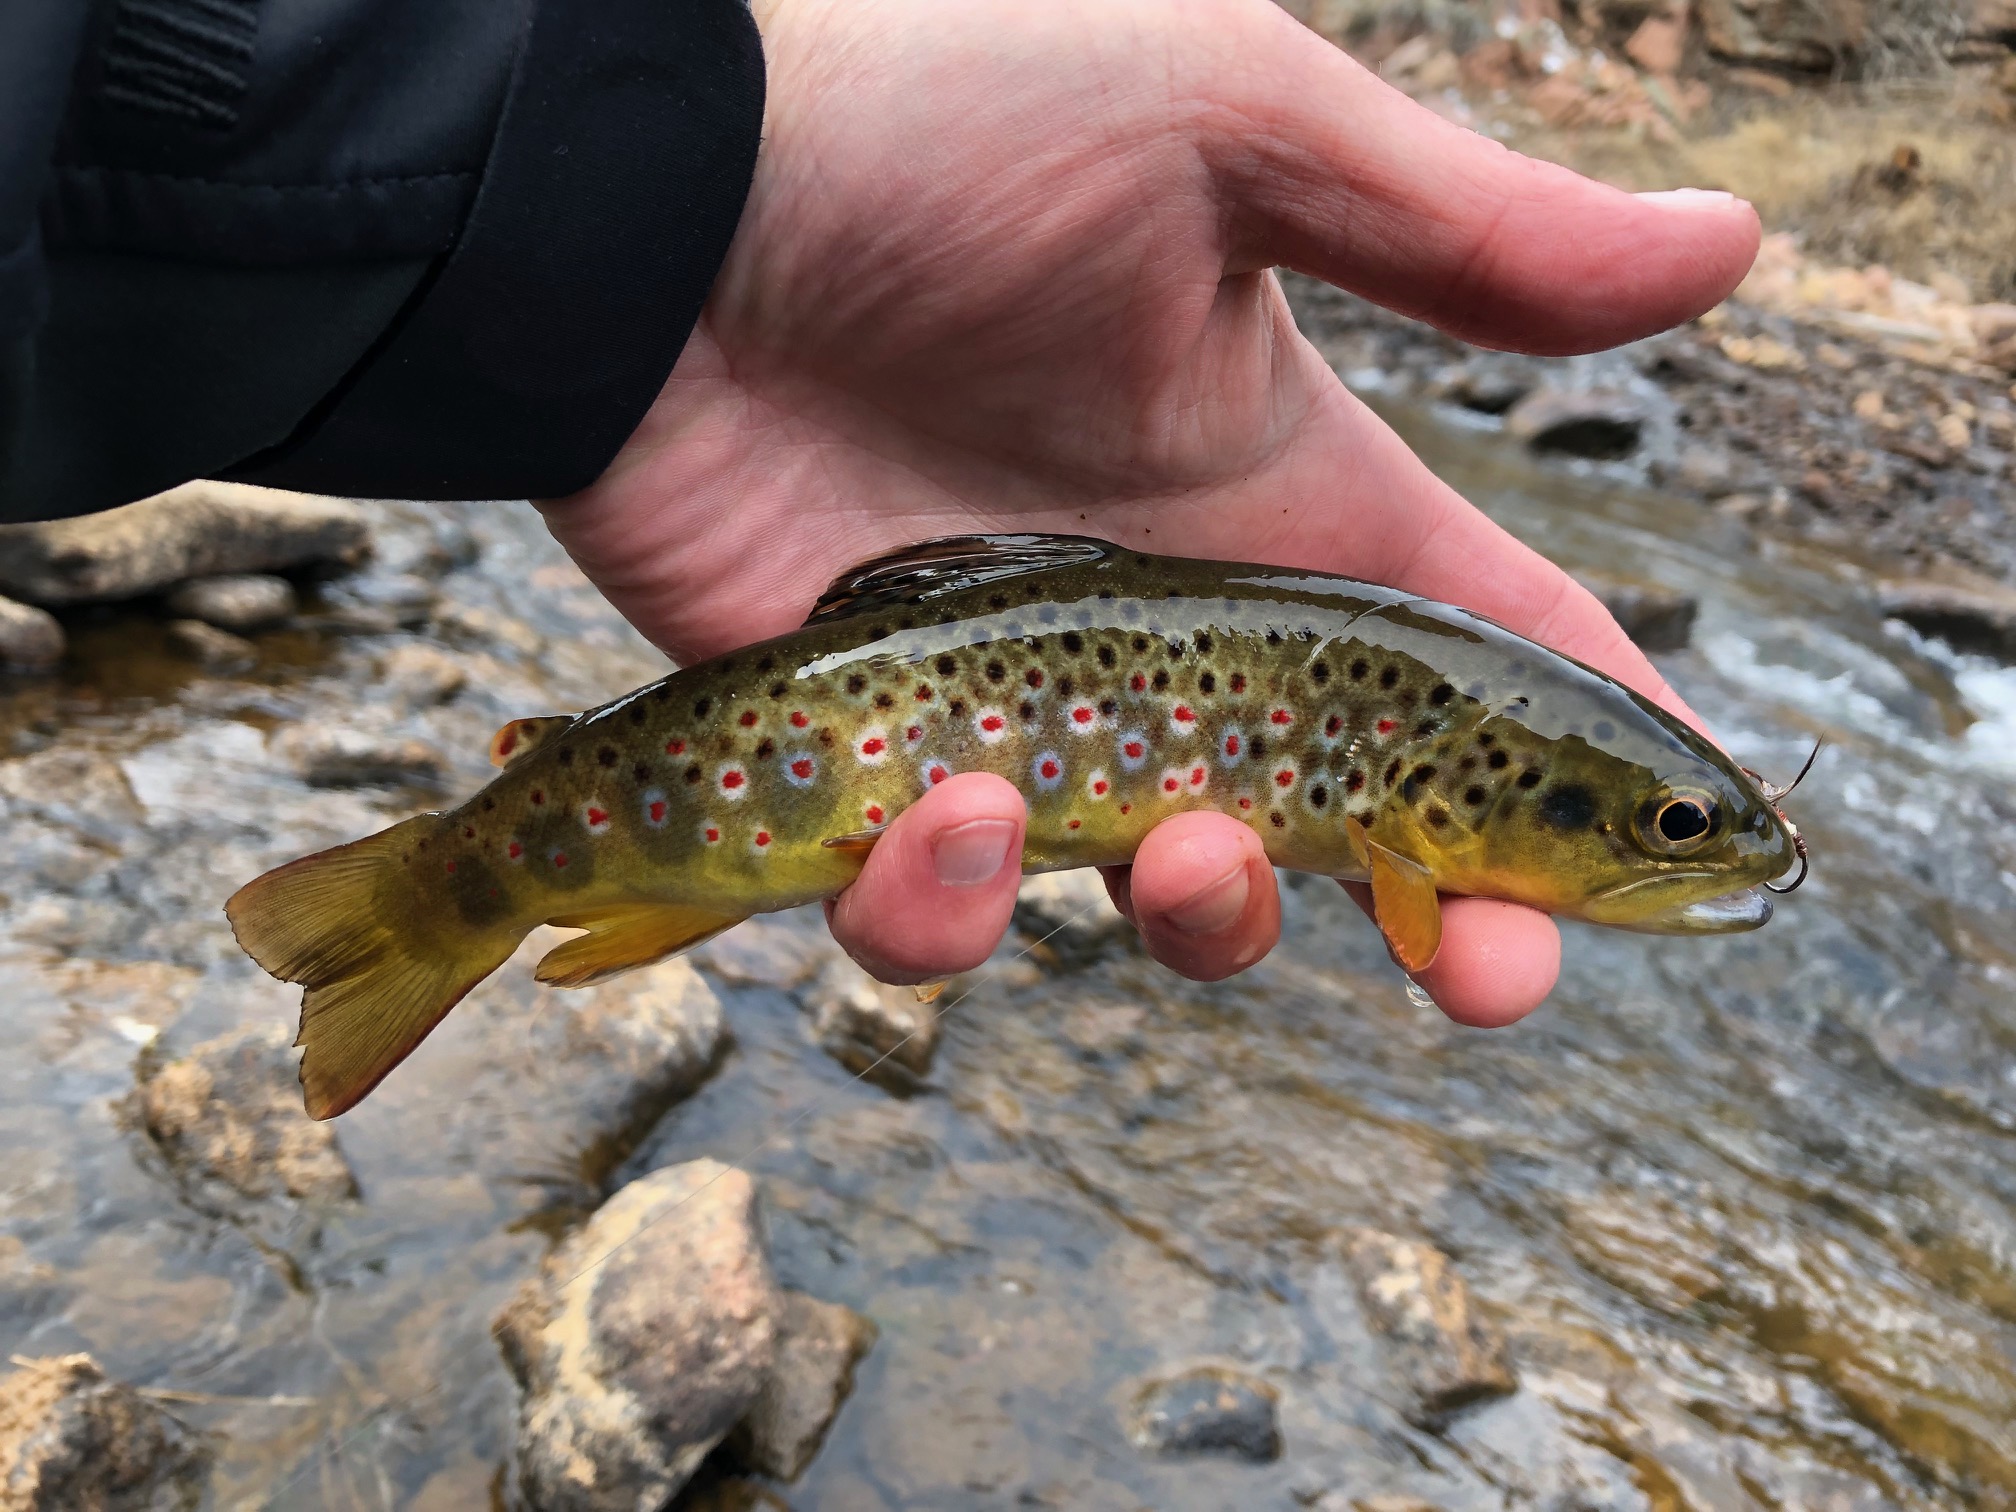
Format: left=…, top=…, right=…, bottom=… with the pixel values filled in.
left=536, top=902, right=748, bottom=987
left=1346, top=818, right=1442, bottom=973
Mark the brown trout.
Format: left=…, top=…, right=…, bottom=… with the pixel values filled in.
left=229, top=535, right=1802, bottom=1118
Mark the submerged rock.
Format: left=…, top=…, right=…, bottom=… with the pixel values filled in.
left=137, top=1023, right=357, bottom=1221
left=0, top=482, right=366, bottom=606
left=271, top=725, right=444, bottom=788
left=803, top=959, right=942, bottom=1087
left=162, top=574, right=296, bottom=632
left=1575, top=573, right=1699, bottom=653
left=1504, top=388, right=1645, bottom=460
left=377, top=643, right=469, bottom=707
left=1337, top=1229, right=1516, bottom=1429
left=495, top=1161, right=782, bottom=1512
left=1125, top=1365, right=1281, bottom=1462
left=1878, top=576, right=2016, bottom=660
left=724, top=1290, right=876, bottom=1481
left=0, top=1353, right=210, bottom=1510
left=165, top=619, right=256, bottom=671
left=1013, top=869, right=1132, bottom=956
left=0, top=595, right=63, bottom=672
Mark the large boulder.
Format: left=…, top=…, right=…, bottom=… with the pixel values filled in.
left=0, top=482, right=366, bottom=606
left=723, top=1291, right=876, bottom=1481
left=0, top=1354, right=210, bottom=1511
left=495, top=1161, right=783, bottom=1512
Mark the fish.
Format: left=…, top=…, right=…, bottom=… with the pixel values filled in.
left=227, top=534, right=1802, bottom=1118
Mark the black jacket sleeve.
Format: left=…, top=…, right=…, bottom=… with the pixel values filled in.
left=0, top=0, right=765, bottom=523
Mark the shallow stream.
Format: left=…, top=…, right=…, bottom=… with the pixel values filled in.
left=2, top=374, right=2014, bottom=1509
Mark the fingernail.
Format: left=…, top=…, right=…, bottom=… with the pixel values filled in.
left=1635, top=187, right=1741, bottom=210
left=1164, top=864, right=1250, bottom=936
left=933, top=819, right=1018, bottom=886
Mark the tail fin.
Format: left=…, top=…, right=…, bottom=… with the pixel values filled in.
left=225, top=817, right=521, bottom=1119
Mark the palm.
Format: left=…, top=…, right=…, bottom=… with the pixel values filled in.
left=541, top=0, right=1761, bottom=1018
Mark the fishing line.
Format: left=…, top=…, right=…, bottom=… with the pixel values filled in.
left=269, top=895, right=1106, bottom=1507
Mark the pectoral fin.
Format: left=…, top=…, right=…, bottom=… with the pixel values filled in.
left=820, top=828, right=886, bottom=856
left=535, top=903, right=747, bottom=987
left=1346, top=818, right=1442, bottom=973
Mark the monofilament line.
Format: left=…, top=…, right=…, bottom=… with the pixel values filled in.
left=267, top=897, right=1104, bottom=1508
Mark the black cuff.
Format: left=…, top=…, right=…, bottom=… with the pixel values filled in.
left=229, top=0, right=765, bottom=501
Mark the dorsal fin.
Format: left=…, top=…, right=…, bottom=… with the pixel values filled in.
left=803, top=534, right=1118, bottom=626
left=489, top=715, right=569, bottom=768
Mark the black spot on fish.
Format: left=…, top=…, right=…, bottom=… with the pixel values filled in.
left=1152, top=669, right=1170, bottom=691
left=1430, top=683, right=1454, bottom=705
left=1058, top=676, right=1076, bottom=698
left=1194, top=632, right=1213, bottom=655
left=1019, top=701, right=1037, bottom=721
left=1414, top=720, right=1438, bottom=739
left=1344, top=769, right=1365, bottom=792
left=1384, top=758, right=1402, bottom=787
left=1426, top=806, right=1450, bottom=829
left=1026, top=668, right=1045, bottom=689
left=597, top=747, right=617, bottom=767
left=628, top=705, right=646, bottom=725
left=1379, top=666, right=1399, bottom=690
left=1537, top=783, right=1596, bottom=829
left=936, top=654, right=957, bottom=676
left=1517, top=768, right=1542, bottom=789
left=556, top=749, right=574, bottom=767
left=481, top=797, right=495, bottom=811
left=755, top=738, right=775, bottom=759
left=1478, top=732, right=1495, bottom=747
left=819, top=729, right=834, bottom=747
left=1133, top=636, right=1149, bottom=653
left=685, top=765, right=702, bottom=784
left=846, top=674, right=868, bottom=695
left=1593, top=720, right=1617, bottom=741
left=1312, top=660, right=1330, bottom=684
left=1489, top=749, right=1511, bottom=770
left=757, top=654, right=775, bottom=673
left=770, top=681, right=787, bottom=699
left=917, top=684, right=934, bottom=701
left=1165, top=639, right=1184, bottom=658
left=1199, top=672, right=1216, bottom=693
left=990, top=593, right=1009, bottom=609
left=1464, top=785, right=1487, bottom=805
left=1310, top=784, right=1329, bottom=809
left=1403, top=763, right=1438, bottom=801
left=1270, top=810, right=1286, bottom=828
left=949, top=698, right=967, bottom=717
left=1250, top=735, right=1267, bottom=760
left=1266, top=629, right=1284, bottom=646
left=1097, top=644, right=1116, bottom=668
left=1062, top=632, right=1083, bottom=654
left=1350, top=658, right=1369, bottom=681
left=1100, top=698, right=1118, bottom=716
left=634, top=763, right=651, bottom=782
left=874, top=692, right=894, bottom=709
left=1097, top=589, right=1115, bottom=600
left=986, top=661, right=1006, bottom=682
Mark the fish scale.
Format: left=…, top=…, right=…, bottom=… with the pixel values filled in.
left=227, top=534, right=1798, bottom=1118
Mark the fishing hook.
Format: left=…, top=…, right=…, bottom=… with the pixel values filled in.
left=1745, top=738, right=1819, bottom=895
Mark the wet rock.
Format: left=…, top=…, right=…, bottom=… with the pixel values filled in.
left=1504, top=388, right=1645, bottom=460
left=1124, top=1365, right=1281, bottom=1462
left=316, top=571, right=438, bottom=633
left=1878, top=576, right=2016, bottom=659
left=803, top=959, right=942, bottom=1088
left=1575, top=573, right=1699, bottom=652
left=377, top=643, right=469, bottom=707
left=1432, top=355, right=1536, bottom=416
left=0, top=482, right=366, bottom=606
left=1013, top=869, right=1132, bottom=956
left=0, top=595, right=63, bottom=671
left=724, top=1290, right=876, bottom=1481
left=162, top=574, right=295, bottom=632
left=137, top=1023, right=357, bottom=1221
left=0, top=1353, right=211, bottom=1510
left=272, top=725, right=444, bottom=787
left=165, top=620, right=255, bottom=672
left=1337, top=1228, right=1516, bottom=1429
left=495, top=1160, right=782, bottom=1512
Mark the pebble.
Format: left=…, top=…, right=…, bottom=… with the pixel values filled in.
left=166, top=618, right=257, bottom=671
left=0, top=594, right=63, bottom=671
left=724, top=1290, right=877, bottom=1481
left=137, top=1023, right=357, bottom=1226
left=271, top=725, right=444, bottom=787
left=1574, top=573, right=1699, bottom=653
left=377, top=642, right=469, bottom=707
left=1877, top=576, right=2016, bottom=660
left=802, top=958, right=942, bottom=1087
left=495, top=1160, right=783, bottom=1512
left=1432, top=355, right=1535, bottom=415
left=0, top=481, right=367, bottom=605
left=163, top=573, right=296, bottom=631
left=1503, top=387, right=1646, bottom=459
left=0, top=1353, right=212, bottom=1510
left=1124, top=1364, right=1281, bottom=1462
left=1335, top=1227, right=1516, bottom=1429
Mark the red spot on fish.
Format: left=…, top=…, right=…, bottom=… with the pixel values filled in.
left=1040, top=758, right=1060, bottom=779
left=552, top=852, right=568, bottom=868
left=906, top=725, right=923, bottom=742
left=1275, top=769, right=1294, bottom=787
left=508, top=841, right=523, bottom=859
left=862, top=737, right=886, bottom=756
left=789, top=712, right=809, bottom=728
left=755, top=831, right=771, bottom=847
left=1376, top=719, right=1396, bottom=735
left=1123, top=740, right=1144, bottom=759
left=1231, top=674, right=1247, bottom=693
left=1026, top=669, right=1045, bottom=688
left=1093, top=779, right=1109, bottom=795
left=1130, top=674, right=1148, bottom=693
left=721, top=770, right=744, bottom=790
left=1238, top=797, right=1253, bottom=810
left=497, top=730, right=518, bottom=756
left=705, top=827, right=720, bottom=843
left=445, top=861, right=456, bottom=874
left=865, top=804, right=885, bottom=824
left=648, top=800, right=667, bottom=822
left=1072, top=706, right=1095, bottom=724
left=927, top=763, right=949, bottom=785
left=1067, top=818, right=1081, bottom=829
left=1163, top=776, right=1179, bottom=793
left=666, top=739, right=686, bottom=755
left=739, top=711, right=758, bottom=727
left=790, top=758, right=814, bottom=779
left=1224, top=734, right=1241, bottom=756
left=1173, top=705, right=1195, bottom=723
left=916, top=685, right=933, bottom=701
left=1119, top=803, right=1132, bottom=814
left=1270, top=709, right=1292, bottom=725
left=981, top=715, right=1005, bottom=732
left=1326, top=714, right=1344, bottom=736
left=1191, top=766, right=1206, bottom=785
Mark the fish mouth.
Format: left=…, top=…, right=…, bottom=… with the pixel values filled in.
left=1581, top=874, right=1775, bottom=935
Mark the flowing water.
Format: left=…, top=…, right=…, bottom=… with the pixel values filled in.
left=2, top=389, right=2014, bottom=1510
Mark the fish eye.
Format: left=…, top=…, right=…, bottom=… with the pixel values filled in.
left=1633, top=789, right=1722, bottom=856
left=1657, top=797, right=1715, bottom=843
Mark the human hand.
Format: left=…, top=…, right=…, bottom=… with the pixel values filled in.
left=539, top=0, right=1759, bottom=1024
